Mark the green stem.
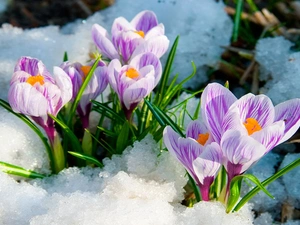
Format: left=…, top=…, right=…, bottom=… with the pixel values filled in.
left=232, top=0, right=243, bottom=42
left=188, top=173, right=201, bottom=202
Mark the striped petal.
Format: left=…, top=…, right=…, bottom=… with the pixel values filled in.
left=131, top=10, right=158, bottom=33
left=274, top=99, right=300, bottom=144
left=201, top=83, right=237, bottom=143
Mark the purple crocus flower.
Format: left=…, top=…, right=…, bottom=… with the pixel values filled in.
left=107, top=52, right=162, bottom=120
left=92, top=10, right=169, bottom=64
left=163, top=122, right=222, bottom=201
left=9, top=56, right=72, bottom=143
left=60, top=60, right=108, bottom=128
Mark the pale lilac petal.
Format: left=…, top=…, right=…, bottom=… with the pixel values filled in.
left=138, top=65, right=154, bottom=78
left=8, top=82, right=48, bottom=118
left=163, top=126, right=181, bottom=157
left=122, top=75, right=155, bottom=109
left=92, top=24, right=119, bottom=60
left=274, top=99, right=300, bottom=143
left=192, top=142, right=222, bottom=185
left=111, top=17, right=133, bottom=35
left=234, top=94, right=275, bottom=128
left=145, top=24, right=165, bottom=39
left=221, top=130, right=266, bottom=174
left=115, top=31, right=144, bottom=63
left=52, top=66, right=72, bottom=109
left=129, top=52, right=162, bottom=84
left=10, top=71, right=30, bottom=84
left=131, top=10, right=158, bottom=33
left=251, top=121, right=285, bottom=153
left=131, top=35, right=169, bottom=59
left=107, top=59, right=122, bottom=92
left=222, top=106, right=248, bottom=135
left=201, top=83, right=237, bottom=143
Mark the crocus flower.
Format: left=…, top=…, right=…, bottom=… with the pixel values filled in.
left=9, top=56, right=72, bottom=143
left=8, top=56, right=72, bottom=173
left=222, top=93, right=300, bottom=153
left=60, top=60, right=108, bottom=129
left=92, top=10, right=169, bottom=64
left=107, top=52, right=162, bottom=120
left=163, top=122, right=222, bottom=201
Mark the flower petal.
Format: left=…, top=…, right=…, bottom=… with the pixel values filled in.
left=92, top=24, right=119, bottom=60
left=107, top=59, right=122, bottom=93
left=251, top=121, right=285, bottom=153
left=163, top=126, right=181, bottom=157
left=233, top=93, right=275, bottom=128
left=221, top=130, right=266, bottom=174
left=274, top=99, right=300, bottom=143
left=129, top=52, right=162, bottom=85
left=122, top=75, right=155, bottom=109
left=201, top=83, right=237, bottom=143
left=130, top=10, right=158, bottom=33
left=192, top=142, right=222, bottom=185
left=145, top=24, right=165, bottom=39
left=131, top=35, right=169, bottom=59
left=111, top=17, right=133, bottom=35
left=186, top=120, right=210, bottom=141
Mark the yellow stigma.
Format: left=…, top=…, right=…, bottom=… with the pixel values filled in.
left=126, top=68, right=139, bottom=79
left=135, top=30, right=145, bottom=38
left=243, top=118, right=262, bottom=135
left=196, top=133, right=209, bottom=146
left=81, top=65, right=92, bottom=77
left=26, top=75, right=44, bottom=86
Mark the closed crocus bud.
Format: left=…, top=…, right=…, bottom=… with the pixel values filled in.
left=92, top=10, right=169, bottom=64
left=60, top=60, right=108, bottom=129
left=107, top=52, right=162, bottom=120
left=9, top=56, right=72, bottom=143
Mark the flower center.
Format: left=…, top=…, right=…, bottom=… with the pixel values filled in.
left=135, top=30, right=145, bottom=38
left=196, top=133, right=209, bottom=146
left=81, top=65, right=92, bottom=77
left=126, top=68, right=139, bottom=79
left=26, top=75, right=44, bottom=86
left=243, top=118, right=262, bottom=135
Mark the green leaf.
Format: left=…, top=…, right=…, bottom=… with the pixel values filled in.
left=0, top=99, right=54, bottom=172
left=234, top=157, right=300, bottom=212
left=92, top=100, right=125, bottom=124
left=63, top=51, right=68, bottom=62
left=155, top=36, right=179, bottom=106
left=144, top=99, right=166, bottom=127
left=232, top=0, right=243, bottom=42
left=49, top=114, right=83, bottom=154
left=227, top=174, right=274, bottom=213
left=116, top=120, right=130, bottom=154
left=67, top=57, right=101, bottom=127
left=0, top=161, right=46, bottom=179
left=68, top=151, right=103, bottom=168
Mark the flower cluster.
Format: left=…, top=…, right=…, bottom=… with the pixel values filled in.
left=163, top=83, right=300, bottom=203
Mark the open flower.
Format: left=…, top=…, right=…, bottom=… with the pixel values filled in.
left=9, top=56, right=72, bottom=142
left=163, top=123, right=222, bottom=201
left=107, top=52, right=162, bottom=119
left=222, top=93, right=300, bottom=153
left=60, top=60, right=108, bottom=128
left=92, top=10, right=169, bottom=63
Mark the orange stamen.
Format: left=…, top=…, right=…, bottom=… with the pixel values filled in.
left=26, top=75, right=44, bottom=86
left=196, top=133, right=209, bottom=146
left=81, top=66, right=92, bottom=77
left=135, top=30, right=145, bottom=38
left=126, top=68, right=139, bottom=79
left=243, top=118, right=262, bottom=135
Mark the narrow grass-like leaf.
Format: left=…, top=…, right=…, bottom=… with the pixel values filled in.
left=144, top=99, right=166, bottom=127
left=156, top=36, right=179, bottom=105
left=63, top=51, right=68, bottom=62
left=188, top=173, right=201, bottom=202
left=116, top=120, right=130, bottom=154
left=49, top=114, right=83, bottom=154
left=232, top=0, right=243, bottom=42
left=92, top=100, right=125, bottom=123
left=234, top=157, right=300, bottom=212
left=227, top=174, right=274, bottom=213
left=67, top=57, right=101, bottom=127
left=0, top=99, right=54, bottom=172
left=68, top=151, right=103, bottom=168
left=0, top=161, right=46, bottom=179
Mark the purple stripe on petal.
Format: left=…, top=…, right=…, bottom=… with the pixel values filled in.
left=251, top=121, right=285, bottom=153
left=221, top=130, right=266, bottom=174
left=14, top=56, right=39, bottom=75
left=186, top=120, right=209, bottom=140
left=235, top=94, right=275, bottom=128
left=111, top=17, right=133, bottom=35
left=131, top=35, right=169, bottom=59
left=92, top=24, right=119, bottom=60
left=201, top=83, right=237, bottom=143
left=163, top=126, right=181, bottom=156
left=131, top=10, right=158, bottom=33
left=145, top=24, right=165, bottom=39
left=274, top=99, right=300, bottom=143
